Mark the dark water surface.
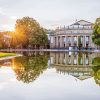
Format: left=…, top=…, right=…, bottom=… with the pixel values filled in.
left=0, top=52, right=100, bottom=100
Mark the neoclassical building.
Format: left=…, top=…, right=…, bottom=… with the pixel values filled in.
left=50, top=20, right=98, bottom=50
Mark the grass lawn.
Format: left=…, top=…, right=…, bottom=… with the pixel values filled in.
left=0, top=52, right=16, bottom=58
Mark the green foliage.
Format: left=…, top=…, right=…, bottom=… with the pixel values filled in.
left=92, top=57, right=100, bottom=65
left=92, top=57, right=100, bottom=85
left=0, top=33, right=4, bottom=48
left=78, top=52, right=82, bottom=65
left=92, top=17, right=100, bottom=46
left=29, top=28, right=48, bottom=46
left=0, top=52, right=16, bottom=57
left=92, top=65, right=100, bottom=86
left=15, top=16, right=48, bottom=48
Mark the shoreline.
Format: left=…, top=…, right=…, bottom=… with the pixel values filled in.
left=0, top=49, right=100, bottom=53
left=0, top=54, right=22, bottom=61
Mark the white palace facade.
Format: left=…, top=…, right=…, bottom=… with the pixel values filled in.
left=50, top=20, right=99, bottom=50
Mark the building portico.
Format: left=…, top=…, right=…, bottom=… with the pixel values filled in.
left=50, top=20, right=97, bottom=50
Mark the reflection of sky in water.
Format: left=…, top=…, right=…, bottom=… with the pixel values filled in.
left=0, top=67, right=100, bottom=100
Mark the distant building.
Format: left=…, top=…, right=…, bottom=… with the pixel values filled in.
left=50, top=20, right=99, bottom=50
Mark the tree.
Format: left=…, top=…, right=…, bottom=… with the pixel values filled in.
left=0, top=31, right=10, bottom=49
left=92, top=17, right=100, bottom=46
left=0, top=33, right=3, bottom=48
left=15, top=17, right=40, bottom=48
left=29, top=28, right=48, bottom=48
left=15, top=16, right=48, bottom=48
left=5, top=31, right=23, bottom=49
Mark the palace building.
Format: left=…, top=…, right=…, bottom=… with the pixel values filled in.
left=50, top=20, right=99, bottom=50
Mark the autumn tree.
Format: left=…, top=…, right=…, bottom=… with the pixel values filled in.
left=0, top=33, right=3, bottom=48
left=15, top=16, right=48, bottom=48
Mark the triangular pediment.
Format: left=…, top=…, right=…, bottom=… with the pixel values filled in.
left=77, top=20, right=93, bottom=26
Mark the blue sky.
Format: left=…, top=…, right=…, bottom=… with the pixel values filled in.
left=0, top=0, right=100, bottom=30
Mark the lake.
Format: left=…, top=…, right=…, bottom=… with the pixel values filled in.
left=0, top=52, right=100, bottom=100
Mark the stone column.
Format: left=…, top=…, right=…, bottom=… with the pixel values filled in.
left=65, top=36, right=67, bottom=48
left=60, top=36, right=62, bottom=48
left=56, top=36, right=58, bottom=48
left=54, top=36, right=56, bottom=48
left=82, top=36, right=83, bottom=48
left=84, top=36, right=86, bottom=48
left=77, top=36, right=79, bottom=47
left=51, top=36, right=55, bottom=49
left=83, top=36, right=85, bottom=48
left=66, top=36, right=68, bottom=47
left=88, top=36, right=90, bottom=47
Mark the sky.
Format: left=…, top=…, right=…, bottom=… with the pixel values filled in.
left=0, top=0, right=100, bottom=30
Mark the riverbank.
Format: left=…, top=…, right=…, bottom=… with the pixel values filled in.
left=0, top=52, right=16, bottom=57
left=0, top=53, right=22, bottom=61
left=0, top=49, right=100, bottom=53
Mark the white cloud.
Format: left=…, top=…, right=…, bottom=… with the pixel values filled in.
left=0, top=0, right=99, bottom=29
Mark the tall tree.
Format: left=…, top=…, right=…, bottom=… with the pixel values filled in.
left=15, top=16, right=48, bottom=48
left=0, top=33, right=3, bottom=48
left=92, top=17, right=100, bottom=46
left=15, top=17, right=40, bottom=48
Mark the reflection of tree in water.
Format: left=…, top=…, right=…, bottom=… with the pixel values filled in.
left=92, top=57, right=100, bottom=86
left=13, top=55, right=48, bottom=83
left=92, top=65, right=100, bottom=86
left=92, top=57, right=100, bottom=66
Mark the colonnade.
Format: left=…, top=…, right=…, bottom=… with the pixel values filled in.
left=50, top=35, right=92, bottom=49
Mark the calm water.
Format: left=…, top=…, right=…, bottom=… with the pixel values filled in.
left=0, top=52, right=100, bottom=100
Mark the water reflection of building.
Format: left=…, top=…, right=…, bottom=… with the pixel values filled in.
left=50, top=52, right=100, bottom=80
left=56, top=66, right=93, bottom=80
